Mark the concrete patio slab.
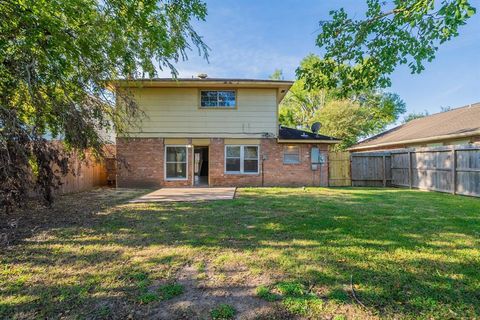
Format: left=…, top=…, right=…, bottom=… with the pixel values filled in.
left=129, top=187, right=236, bottom=203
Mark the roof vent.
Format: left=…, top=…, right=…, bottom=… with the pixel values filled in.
left=197, top=73, right=208, bottom=79
left=301, top=133, right=309, bottom=138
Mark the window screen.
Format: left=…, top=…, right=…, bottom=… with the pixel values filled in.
left=283, top=145, right=300, bottom=164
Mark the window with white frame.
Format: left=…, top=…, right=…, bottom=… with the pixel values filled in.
left=165, top=146, right=188, bottom=180
left=200, top=90, right=236, bottom=108
left=225, top=145, right=259, bottom=174
left=283, top=145, right=300, bottom=164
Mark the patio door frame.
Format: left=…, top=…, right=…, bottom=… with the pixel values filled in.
left=192, top=145, right=210, bottom=187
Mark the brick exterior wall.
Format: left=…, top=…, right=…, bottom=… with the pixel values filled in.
left=117, top=138, right=193, bottom=188
left=117, top=138, right=329, bottom=188
left=263, top=140, right=329, bottom=187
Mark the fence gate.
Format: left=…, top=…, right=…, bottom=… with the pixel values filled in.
left=328, top=151, right=351, bottom=186
left=351, top=152, right=392, bottom=187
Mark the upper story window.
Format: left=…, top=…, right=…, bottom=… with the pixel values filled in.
left=200, top=90, right=236, bottom=108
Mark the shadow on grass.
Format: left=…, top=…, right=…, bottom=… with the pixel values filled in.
left=1, top=187, right=479, bottom=318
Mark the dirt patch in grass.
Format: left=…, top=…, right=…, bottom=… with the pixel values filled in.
left=0, top=187, right=144, bottom=247
left=141, top=262, right=283, bottom=319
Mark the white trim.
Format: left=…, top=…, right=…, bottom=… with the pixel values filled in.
left=164, top=145, right=189, bottom=181
left=224, top=145, right=260, bottom=175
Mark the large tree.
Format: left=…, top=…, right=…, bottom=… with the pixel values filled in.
left=402, top=110, right=429, bottom=123
left=0, top=0, right=208, bottom=212
left=279, top=55, right=406, bottom=149
left=298, top=0, right=476, bottom=94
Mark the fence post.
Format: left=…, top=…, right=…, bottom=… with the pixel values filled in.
left=382, top=155, right=387, bottom=187
left=349, top=153, right=353, bottom=187
left=408, top=151, right=413, bottom=189
left=452, top=147, right=456, bottom=194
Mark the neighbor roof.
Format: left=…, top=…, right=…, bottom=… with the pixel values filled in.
left=350, top=103, right=480, bottom=151
left=111, top=78, right=294, bottom=103
left=278, top=126, right=340, bottom=144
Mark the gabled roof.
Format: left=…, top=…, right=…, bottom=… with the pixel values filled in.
left=350, top=103, right=480, bottom=151
left=278, top=126, right=340, bottom=144
left=111, top=78, right=294, bottom=103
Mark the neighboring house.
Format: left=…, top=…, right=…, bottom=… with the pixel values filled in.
left=349, top=103, right=480, bottom=152
left=113, top=78, right=340, bottom=188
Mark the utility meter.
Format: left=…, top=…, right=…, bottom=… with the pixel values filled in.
left=311, top=147, right=326, bottom=170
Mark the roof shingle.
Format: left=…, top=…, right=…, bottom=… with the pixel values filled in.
left=278, top=126, right=339, bottom=142
left=350, top=103, right=480, bottom=150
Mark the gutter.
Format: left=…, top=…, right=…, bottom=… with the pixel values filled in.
left=277, top=139, right=341, bottom=144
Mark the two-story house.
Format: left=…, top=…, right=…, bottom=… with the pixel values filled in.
left=114, top=78, right=340, bottom=188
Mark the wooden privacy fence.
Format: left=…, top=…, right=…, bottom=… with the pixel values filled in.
left=351, top=152, right=392, bottom=187
left=350, top=145, right=480, bottom=197
left=53, top=144, right=116, bottom=195
left=328, top=151, right=351, bottom=186
left=56, top=155, right=108, bottom=194
left=390, top=145, right=480, bottom=196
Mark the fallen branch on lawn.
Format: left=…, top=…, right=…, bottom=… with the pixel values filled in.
left=350, top=274, right=367, bottom=309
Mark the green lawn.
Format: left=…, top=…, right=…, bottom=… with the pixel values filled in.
left=1, top=188, right=479, bottom=319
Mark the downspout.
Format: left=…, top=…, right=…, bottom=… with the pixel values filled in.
left=261, top=157, right=265, bottom=187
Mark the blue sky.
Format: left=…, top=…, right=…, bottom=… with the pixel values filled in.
left=161, top=0, right=480, bottom=119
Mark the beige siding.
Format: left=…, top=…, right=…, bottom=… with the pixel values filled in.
left=120, top=87, right=277, bottom=138
left=224, top=138, right=261, bottom=144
